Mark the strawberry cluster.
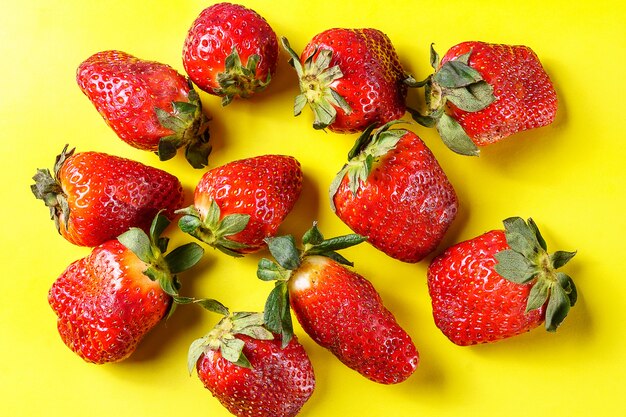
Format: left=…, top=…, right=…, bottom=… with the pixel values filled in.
left=31, top=2, right=577, bottom=417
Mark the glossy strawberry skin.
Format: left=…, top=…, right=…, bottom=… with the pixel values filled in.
left=427, top=230, right=545, bottom=345
left=182, top=2, right=279, bottom=97
left=441, top=42, right=557, bottom=146
left=302, top=28, right=407, bottom=133
left=77, top=50, right=192, bottom=150
left=196, top=334, right=315, bottom=417
left=288, top=256, right=419, bottom=384
left=48, top=240, right=170, bottom=364
left=52, top=151, right=183, bottom=247
left=332, top=130, right=458, bottom=263
left=193, top=155, right=302, bottom=252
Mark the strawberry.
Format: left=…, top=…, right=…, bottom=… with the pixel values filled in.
left=31, top=145, right=184, bottom=247
left=258, top=224, right=419, bottom=384
left=410, top=42, right=558, bottom=155
left=177, top=155, right=303, bottom=256
left=282, top=28, right=410, bottom=133
left=427, top=217, right=577, bottom=345
left=330, top=122, right=458, bottom=263
left=77, top=50, right=211, bottom=168
left=48, top=213, right=204, bottom=363
left=189, top=311, right=315, bottom=417
left=182, top=2, right=279, bottom=105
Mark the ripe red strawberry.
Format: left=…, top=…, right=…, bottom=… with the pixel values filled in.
left=177, top=155, right=303, bottom=256
left=330, top=122, right=458, bottom=263
left=189, top=312, right=315, bottom=417
left=77, top=50, right=211, bottom=168
left=410, top=42, right=558, bottom=155
left=282, top=28, right=410, bottom=133
left=427, top=217, right=577, bottom=345
left=182, top=2, right=279, bottom=105
left=31, top=145, right=184, bottom=247
left=259, top=224, right=419, bottom=384
left=49, top=214, right=204, bottom=363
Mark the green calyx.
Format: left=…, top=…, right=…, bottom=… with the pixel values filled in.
left=155, top=84, right=212, bottom=169
left=282, top=36, right=352, bottom=130
left=328, top=121, right=407, bottom=211
left=494, top=217, right=578, bottom=332
left=258, top=222, right=367, bottom=345
left=215, top=47, right=271, bottom=106
left=31, top=144, right=73, bottom=234
left=117, top=211, right=205, bottom=318
left=187, top=311, right=274, bottom=373
left=407, top=44, right=495, bottom=156
left=176, top=200, right=252, bottom=257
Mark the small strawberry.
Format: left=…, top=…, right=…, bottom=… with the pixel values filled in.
left=77, top=50, right=211, bottom=168
left=177, top=155, right=303, bottom=256
left=182, top=2, right=279, bottom=105
left=330, top=122, right=458, bottom=263
left=48, top=213, right=204, bottom=363
left=189, top=311, right=315, bottom=417
left=410, top=42, right=558, bottom=156
left=258, top=224, right=419, bottom=384
left=282, top=28, right=410, bottom=133
left=31, top=145, right=184, bottom=247
left=427, top=217, right=577, bottom=346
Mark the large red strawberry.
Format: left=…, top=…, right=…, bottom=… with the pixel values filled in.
left=77, top=50, right=211, bottom=168
left=410, top=42, right=558, bottom=155
left=258, top=224, right=419, bottom=384
left=49, top=214, right=204, bottom=363
left=427, top=217, right=577, bottom=345
left=330, top=122, right=458, bottom=263
left=282, top=28, right=410, bottom=133
left=31, top=145, right=184, bottom=247
left=189, top=311, right=315, bottom=417
left=182, top=2, right=279, bottom=105
left=177, top=155, right=303, bottom=256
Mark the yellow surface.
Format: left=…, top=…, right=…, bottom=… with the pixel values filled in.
left=2, top=0, right=625, bottom=416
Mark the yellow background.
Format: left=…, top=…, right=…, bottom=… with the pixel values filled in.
left=2, top=0, right=624, bottom=416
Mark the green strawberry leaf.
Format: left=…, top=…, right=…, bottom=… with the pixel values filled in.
left=185, top=133, right=212, bottom=169
left=436, top=113, right=480, bottom=156
left=263, top=281, right=293, bottom=347
left=218, top=213, right=251, bottom=237
left=494, top=249, right=538, bottom=284
left=526, top=279, right=551, bottom=312
left=266, top=235, right=301, bottom=270
left=117, top=227, right=154, bottom=264
left=434, top=58, right=484, bottom=89
left=305, top=233, right=367, bottom=256
left=178, top=212, right=202, bottom=234
left=551, top=250, right=577, bottom=269
left=164, top=242, right=204, bottom=274
left=302, top=223, right=325, bottom=245
left=257, top=258, right=289, bottom=281
left=444, top=81, right=495, bottom=112
left=429, top=43, right=440, bottom=69
left=221, top=337, right=250, bottom=368
left=556, top=272, right=578, bottom=306
left=528, top=218, right=548, bottom=251
left=187, top=336, right=209, bottom=375
left=545, top=282, right=571, bottom=332
left=150, top=211, right=171, bottom=244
